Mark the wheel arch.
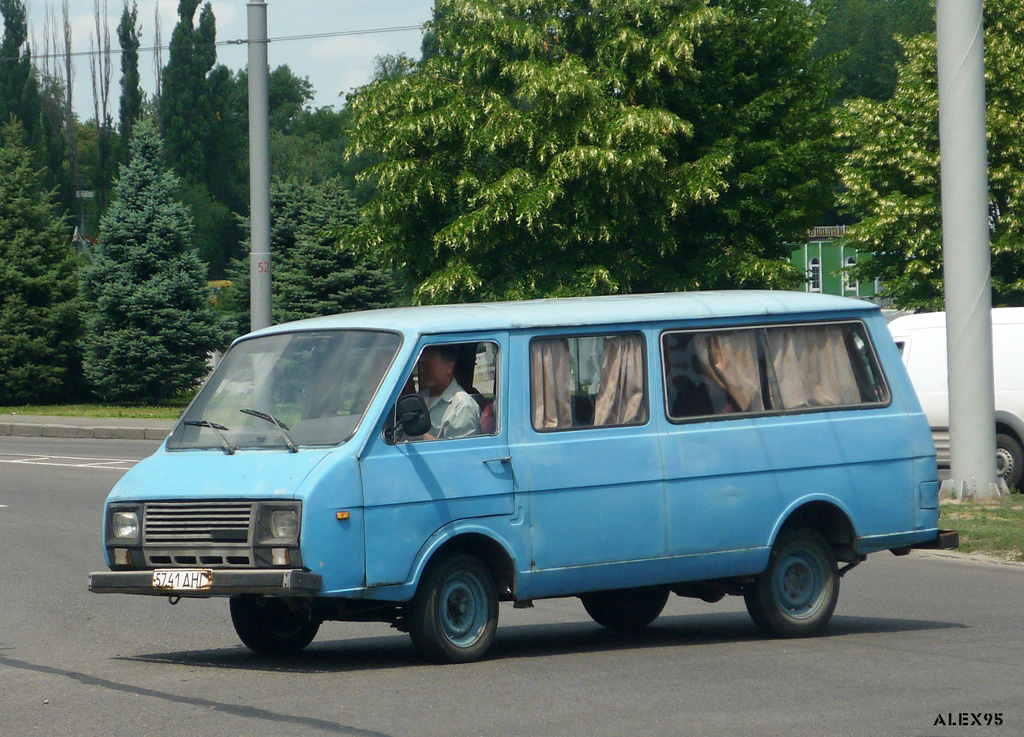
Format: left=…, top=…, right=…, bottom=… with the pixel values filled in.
left=410, top=525, right=519, bottom=601
left=770, top=497, right=859, bottom=562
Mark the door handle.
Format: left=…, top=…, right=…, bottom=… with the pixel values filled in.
left=482, top=456, right=512, bottom=465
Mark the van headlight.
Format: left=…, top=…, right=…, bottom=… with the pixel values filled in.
left=112, top=511, right=139, bottom=540
left=255, top=501, right=301, bottom=545
left=270, top=510, right=298, bottom=539
left=105, top=504, right=142, bottom=545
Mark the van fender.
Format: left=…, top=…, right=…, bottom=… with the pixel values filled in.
left=766, top=494, right=860, bottom=552
left=995, top=410, right=1024, bottom=442
left=403, top=520, right=522, bottom=597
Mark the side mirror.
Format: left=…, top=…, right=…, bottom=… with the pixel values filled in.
left=396, top=394, right=432, bottom=437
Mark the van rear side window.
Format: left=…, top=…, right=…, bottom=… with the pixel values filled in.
left=530, top=334, right=648, bottom=430
left=662, top=321, right=889, bottom=422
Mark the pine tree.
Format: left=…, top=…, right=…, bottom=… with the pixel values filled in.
left=221, top=179, right=395, bottom=338
left=80, top=120, right=223, bottom=403
left=117, top=1, right=143, bottom=151
left=0, top=121, right=81, bottom=404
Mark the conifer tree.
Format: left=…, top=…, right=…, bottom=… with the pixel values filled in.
left=80, top=120, right=223, bottom=402
left=0, top=121, right=81, bottom=404
left=222, top=179, right=395, bottom=338
left=0, top=0, right=42, bottom=149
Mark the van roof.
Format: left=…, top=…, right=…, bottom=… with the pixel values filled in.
left=244, top=291, right=879, bottom=341
left=888, top=307, right=1024, bottom=334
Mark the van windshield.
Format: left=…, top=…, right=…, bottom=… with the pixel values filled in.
left=168, top=330, right=401, bottom=451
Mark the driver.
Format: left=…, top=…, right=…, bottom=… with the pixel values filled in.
left=414, top=345, right=481, bottom=440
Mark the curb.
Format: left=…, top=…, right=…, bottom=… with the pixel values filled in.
left=0, top=421, right=170, bottom=441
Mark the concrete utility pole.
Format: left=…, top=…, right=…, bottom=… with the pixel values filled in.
left=935, top=0, right=1003, bottom=499
left=247, top=0, right=272, bottom=332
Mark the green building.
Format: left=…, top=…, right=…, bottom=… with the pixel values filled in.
left=790, top=226, right=878, bottom=300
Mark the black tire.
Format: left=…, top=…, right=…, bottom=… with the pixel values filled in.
left=408, top=553, right=498, bottom=664
left=580, top=586, right=670, bottom=632
left=744, top=528, right=839, bottom=638
left=996, top=432, right=1023, bottom=491
left=229, top=596, right=320, bottom=655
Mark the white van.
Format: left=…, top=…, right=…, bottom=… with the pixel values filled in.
left=888, top=308, right=1024, bottom=489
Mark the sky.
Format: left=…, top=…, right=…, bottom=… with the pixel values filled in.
left=15, top=0, right=436, bottom=119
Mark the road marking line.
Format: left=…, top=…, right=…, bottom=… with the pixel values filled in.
left=0, top=453, right=139, bottom=470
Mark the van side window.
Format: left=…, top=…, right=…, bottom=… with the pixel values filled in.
left=765, top=323, right=889, bottom=409
left=662, top=321, right=890, bottom=421
left=530, top=334, right=648, bottom=431
left=662, top=329, right=768, bottom=420
left=391, top=341, right=499, bottom=442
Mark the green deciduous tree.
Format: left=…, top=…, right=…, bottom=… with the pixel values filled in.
left=348, top=0, right=836, bottom=303
left=117, top=1, right=143, bottom=150
left=812, top=0, right=933, bottom=102
left=0, top=121, right=81, bottom=404
left=837, top=0, right=1024, bottom=310
left=80, top=120, right=223, bottom=402
left=221, top=179, right=395, bottom=338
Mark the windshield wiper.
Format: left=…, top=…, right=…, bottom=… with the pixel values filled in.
left=240, top=409, right=298, bottom=453
left=183, top=420, right=235, bottom=455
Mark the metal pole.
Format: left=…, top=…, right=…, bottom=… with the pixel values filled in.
left=935, top=0, right=1003, bottom=498
left=247, top=0, right=272, bottom=332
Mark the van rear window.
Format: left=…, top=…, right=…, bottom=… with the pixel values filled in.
left=662, top=321, right=889, bottom=422
left=530, top=334, right=648, bottom=431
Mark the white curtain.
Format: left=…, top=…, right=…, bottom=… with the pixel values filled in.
left=530, top=338, right=572, bottom=429
left=768, top=325, right=860, bottom=409
left=694, top=331, right=765, bottom=413
left=593, top=335, right=647, bottom=426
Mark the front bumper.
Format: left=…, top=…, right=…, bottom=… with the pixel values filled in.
left=88, top=569, right=322, bottom=597
left=909, top=528, right=960, bottom=550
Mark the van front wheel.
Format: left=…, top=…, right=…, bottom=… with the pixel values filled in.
left=408, top=553, right=498, bottom=663
left=744, top=529, right=839, bottom=638
left=580, top=586, right=670, bottom=632
left=229, top=595, right=320, bottom=655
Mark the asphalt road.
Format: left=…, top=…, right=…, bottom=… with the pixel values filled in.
left=1, top=436, right=1022, bottom=737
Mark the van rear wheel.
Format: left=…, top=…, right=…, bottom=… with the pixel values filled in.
left=408, top=553, right=498, bottom=664
left=580, top=586, right=670, bottom=632
left=744, top=529, right=839, bottom=638
left=996, top=433, right=1023, bottom=490
left=229, top=595, right=320, bottom=655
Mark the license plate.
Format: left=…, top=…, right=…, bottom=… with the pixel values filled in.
left=152, top=569, right=213, bottom=591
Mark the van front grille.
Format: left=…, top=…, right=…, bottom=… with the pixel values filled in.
left=143, top=501, right=255, bottom=544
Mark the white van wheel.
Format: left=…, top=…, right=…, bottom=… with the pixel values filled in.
left=996, top=433, right=1023, bottom=490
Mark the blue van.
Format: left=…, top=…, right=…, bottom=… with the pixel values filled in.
left=89, top=292, right=957, bottom=663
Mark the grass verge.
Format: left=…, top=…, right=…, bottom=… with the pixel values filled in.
left=0, top=404, right=185, bottom=419
left=940, top=496, right=1024, bottom=562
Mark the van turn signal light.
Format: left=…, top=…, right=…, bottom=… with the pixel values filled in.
left=336, top=510, right=350, bottom=521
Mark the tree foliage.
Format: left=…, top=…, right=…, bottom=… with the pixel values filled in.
left=837, top=0, right=1024, bottom=310
left=812, top=0, right=932, bottom=102
left=0, top=121, right=81, bottom=404
left=222, top=178, right=396, bottom=338
left=160, top=0, right=216, bottom=179
left=347, top=0, right=836, bottom=304
left=80, top=120, right=223, bottom=402
left=0, top=0, right=41, bottom=148
left=117, top=1, right=143, bottom=150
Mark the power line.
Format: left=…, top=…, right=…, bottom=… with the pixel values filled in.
left=1, top=23, right=426, bottom=65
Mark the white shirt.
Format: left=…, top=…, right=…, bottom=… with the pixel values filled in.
left=417, top=379, right=481, bottom=439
